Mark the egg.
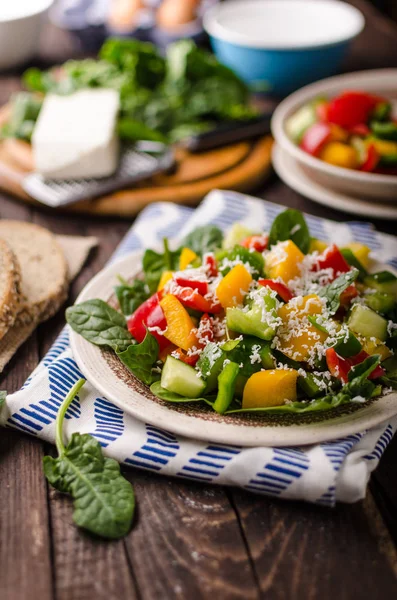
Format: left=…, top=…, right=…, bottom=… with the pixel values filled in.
left=108, top=0, right=144, bottom=31
left=156, top=0, right=200, bottom=30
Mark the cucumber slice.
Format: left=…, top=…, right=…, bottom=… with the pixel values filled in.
left=223, top=224, right=254, bottom=249
left=285, top=104, right=316, bottom=143
left=161, top=356, right=205, bottom=398
left=348, top=304, right=388, bottom=342
left=364, top=271, right=397, bottom=298
left=226, top=304, right=277, bottom=341
left=364, top=291, right=395, bottom=314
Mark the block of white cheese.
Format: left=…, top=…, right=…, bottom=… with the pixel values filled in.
left=32, top=89, right=120, bottom=180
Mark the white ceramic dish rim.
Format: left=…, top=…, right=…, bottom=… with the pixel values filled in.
left=272, top=143, right=397, bottom=219
left=0, top=0, right=54, bottom=23
left=271, top=68, right=397, bottom=185
left=203, top=0, right=364, bottom=51
left=70, top=250, right=397, bottom=448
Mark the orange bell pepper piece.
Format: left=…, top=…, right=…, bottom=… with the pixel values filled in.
left=160, top=294, right=197, bottom=351
left=179, top=247, right=198, bottom=270
left=216, top=264, right=253, bottom=308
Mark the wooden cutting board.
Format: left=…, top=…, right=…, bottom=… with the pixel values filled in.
left=0, top=106, right=273, bottom=217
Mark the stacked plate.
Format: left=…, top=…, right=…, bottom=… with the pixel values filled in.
left=271, top=69, right=397, bottom=219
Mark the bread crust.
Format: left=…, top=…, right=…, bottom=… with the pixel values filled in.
left=0, top=239, right=23, bottom=340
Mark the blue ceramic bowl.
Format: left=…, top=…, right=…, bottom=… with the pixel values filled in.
left=203, top=0, right=364, bottom=97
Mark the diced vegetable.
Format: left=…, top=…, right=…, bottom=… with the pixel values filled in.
left=315, top=244, right=351, bottom=276
left=160, top=294, right=197, bottom=351
left=174, top=276, right=208, bottom=295
left=258, top=278, right=293, bottom=302
left=179, top=247, right=198, bottom=270
left=161, top=356, right=205, bottom=398
left=348, top=304, right=388, bottom=342
left=127, top=292, right=169, bottom=350
left=226, top=300, right=278, bottom=341
left=216, top=264, right=252, bottom=308
left=213, top=361, right=240, bottom=414
left=222, top=223, right=253, bottom=249
left=265, top=240, right=304, bottom=283
left=327, top=92, right=380, bottom=129
left=320, top=142, right=358, bottom=169
left=286, top=103, right=317, bottom=143
left=309, top=239, right=329, bottom=254
left=360, top=143, right=379, bottom=172
left=371, top=121, right=397, bottom=141
left=364, top=271, right=397, bottom=298
left=240, top=234, right=268, bottom=252
left=362, top=337, right=392, bottom=361
left=342, top=242, right=372, bottom=269
left=157, top=270, right=173, bottom=291
left=332, top=330, right=362, bottom=358
left=301, top=122, right=333, bottom=156
left=242, top=369, right=298, bottom=408
left=364, top=291, right=395, bottom=314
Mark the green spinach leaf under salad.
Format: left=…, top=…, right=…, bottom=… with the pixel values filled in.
left=66, top=210, right=397, bottom=416
left=1, top=38, right=256, bottom=144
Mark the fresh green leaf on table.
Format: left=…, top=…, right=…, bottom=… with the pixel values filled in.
left=43, top=379, right=135, bottom=539
left=117, top=332, right=160, bottom=385
left=268, top=209, right=311, bottom=254
left=66, top=299, right=132, bottom=352
left=318, top=269, right=359, bottom=315
left=115, top=277, right=150, bottom=316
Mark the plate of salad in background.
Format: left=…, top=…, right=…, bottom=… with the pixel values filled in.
left=272, top=69, right=397, bottom=202
left=68, top=208, right=397, bottom=447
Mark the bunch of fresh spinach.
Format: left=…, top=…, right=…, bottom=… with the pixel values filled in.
left=2, top=38, right=255, bottom=143
left=43, top=379, right=135, bottom=539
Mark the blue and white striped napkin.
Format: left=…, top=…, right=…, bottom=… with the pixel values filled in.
left=2, top=190, right=397, bottom=506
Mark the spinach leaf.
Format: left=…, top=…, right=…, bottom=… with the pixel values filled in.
left=66, top=299, right=132, bottom=352
left=115, top=277, right=150, bottom=316
left=43, top=379, right=135, bottom=539
left=216, top=246, right=264, bottom=276
left=0, top=390, right=6, bottom=409
left=268, top=209, right=311, bottom=254
left=182, top=225, right=223, bottom=256
left=142, top=241, right=181, bottom=293
left=151, top=381, right=214, bottom=404
left=117, top=332, right=160, bottom=385
left=196, top=342, right=224, bottom=380
left=318, top=269, right=359, bottom=315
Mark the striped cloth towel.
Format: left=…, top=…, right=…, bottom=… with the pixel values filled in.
left=1, top=190, right=397, bottom=506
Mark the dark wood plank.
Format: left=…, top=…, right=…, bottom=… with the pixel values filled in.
left=371, top=434, right=397, bottom=547
left=228, top=489, right=397, bottom=599
left=123, top=470, right=260, bottom=600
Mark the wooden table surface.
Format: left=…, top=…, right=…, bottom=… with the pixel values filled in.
left=1, top=2, right=397, bottom=599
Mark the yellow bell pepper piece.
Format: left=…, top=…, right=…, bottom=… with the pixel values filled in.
left=277, top=295, right=328, bottom=361
left=309, top=239, right=329, bottom=254
left=362, top=338, right=392, bottom=361
left=242, top=369, right=298, bottom=408
left=342, top=242, right=371, bottom=268
left=216, top=264, right=252, bottom=309
left=157, top=270, right=174, bottom=291
left=265, top=240, right=305, bottom=284
left=372, top=139, right=397, bottom=157
left=179, top=247, right=198, bottom=270
left=159, top=294, right=197, bottom=351
left=320, top=142, right=358, bottom=169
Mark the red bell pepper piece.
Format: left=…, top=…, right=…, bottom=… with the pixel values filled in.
left=326, top=347, right=386, bottom=384
left=240, top=234, right=269, bottom=253
left=327, top=92, right=380, bottom=129
left=258, top=278, right=293, bottom=303
left=173, top=287, right=222, bottom=314
left=127, top=292, right=169, bottom=350
left=349, top=123, right=371, bottom=136
left=315, top=244, right=351, bottom=277
left=197, top=313, right=215, bottom=344
left=174, top=276, right=208, bottom=296
left=300, top=122, right=332, bottom=156
left=340, top=284, right=358, bottom=306
left=360, top=144, right=379, bottom=173
left=203, top=254, right=218, bottom=278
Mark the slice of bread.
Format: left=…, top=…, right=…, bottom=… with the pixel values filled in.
left=0, top=221, right=69, bottom=325
left=0, top=238, right=22, bottom=339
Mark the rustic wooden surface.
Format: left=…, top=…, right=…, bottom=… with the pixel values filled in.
left=1, top=1, right=397, bottom=599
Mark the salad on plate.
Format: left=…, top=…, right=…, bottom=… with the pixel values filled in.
left=66, top=209, right=397, bottom=417
left=287, top=90, right=397, bottom=174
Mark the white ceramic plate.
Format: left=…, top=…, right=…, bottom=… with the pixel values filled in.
left=273, top=144, right=397, bottom=220
left=70, top=251, right=397, bottom=447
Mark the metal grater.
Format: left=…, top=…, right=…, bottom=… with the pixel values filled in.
left=22, top=141, right=175, bottom=208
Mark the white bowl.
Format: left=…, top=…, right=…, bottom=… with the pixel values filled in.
left=271, top=69, right=397, bottom=201
left=0, top=0, right=54, bottom=70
